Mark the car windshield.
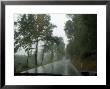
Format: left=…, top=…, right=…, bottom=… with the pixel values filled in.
left=14, top=14, right=97, bottom=76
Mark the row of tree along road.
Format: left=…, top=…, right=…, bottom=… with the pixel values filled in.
left=64, top=14, right=97, bottom=72
left=14, top=14, right=65, bottom=73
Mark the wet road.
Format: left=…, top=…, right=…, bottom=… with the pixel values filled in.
left=21, top=58, right=81, bottom=76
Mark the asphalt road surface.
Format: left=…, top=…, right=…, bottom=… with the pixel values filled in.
left=21, top=58, right=81, bottom=76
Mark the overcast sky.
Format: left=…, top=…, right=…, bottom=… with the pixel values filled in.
left=15, top=14, right=69, bottom=55
left=50, top=14, right=68, bottom=45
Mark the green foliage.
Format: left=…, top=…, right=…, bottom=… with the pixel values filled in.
left=14, top=14, right=57, bottom=71
left=64, top=14, right=97, bottom=60
left=64, top=20, right=74, bottom=40
left=43, top=36, right=65, bottom=62
left=14, top=14, right=65, bottom=72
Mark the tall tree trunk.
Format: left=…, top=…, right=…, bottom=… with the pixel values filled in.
left=41, top=47, right=45, bottom=65
left=35, top=39, right=38, bottom=72
left=51, top=49, right=54, bottom=62
left=41, top=41, right=47, bottom=65
left=57, top=48, right=59, bottom=60
left=51, top=47, right=54, bottom=71
left=27, top=49, right=29, bottom=69
left=27, top=55, right=29, bottom=68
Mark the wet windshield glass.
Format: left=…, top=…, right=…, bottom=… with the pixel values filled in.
left=14, top=14, right=97, bottom=76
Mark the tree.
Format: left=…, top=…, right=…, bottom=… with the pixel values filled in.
left=40, top=34, right=53, bottom=65
left=14, top=14, right=56, bottom=72
left=48, top=36, right=65, bottom=61
left=64, top=14, right=97, bottom=60
left=55, top=37, right=65, bottom=60
left=40, top=35, right=65, bottom=66
left=14, top=14, right=35, bottom=69
left=64, top=20, right=74, bottom=40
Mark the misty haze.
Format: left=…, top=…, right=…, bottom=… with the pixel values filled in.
left=14, top=14, right=97, bottom=76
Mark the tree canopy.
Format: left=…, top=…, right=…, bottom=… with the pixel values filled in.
left=14, top=14, right=65, bottom=71
left=64, top=14, right=97, bottom=60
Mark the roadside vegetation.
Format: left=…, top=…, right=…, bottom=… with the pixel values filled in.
left=14, top=14, right=65, bottom=73
left=64, top=14, right=97, bottom=72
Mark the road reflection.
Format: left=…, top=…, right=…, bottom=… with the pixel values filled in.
left=21, top=58, right=81, bottom=76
